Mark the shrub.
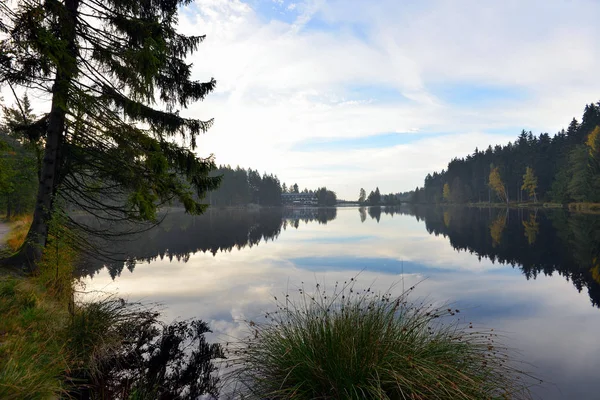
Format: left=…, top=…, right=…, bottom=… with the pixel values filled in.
left=66, top=298, right=225, bottom=400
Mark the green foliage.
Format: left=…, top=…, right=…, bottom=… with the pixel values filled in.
left=567, top=146, right=592, bottom=202
left=229, top=281, right=535, bottom=399
left=0, top=97, right=39, bottom=219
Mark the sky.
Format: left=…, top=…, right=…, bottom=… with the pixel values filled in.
left=3, top=0, right=600, bottom=200
left=174, top=0, right=600, bottom=199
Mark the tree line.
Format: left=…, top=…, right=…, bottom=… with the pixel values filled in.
left=201, top=165, right=338, bottom=207
left=206, top=166, right=282, bottom=206
left=412, top=102, right=600, bottom=204
left=282, top=182, right=338, bottom=206
left=357, top=187, right=414, bottom=206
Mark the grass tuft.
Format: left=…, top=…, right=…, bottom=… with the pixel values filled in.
left=227, top=280, right=537, bottom=400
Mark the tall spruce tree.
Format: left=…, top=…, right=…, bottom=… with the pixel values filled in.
left=0, top=0, right=219, bottom=268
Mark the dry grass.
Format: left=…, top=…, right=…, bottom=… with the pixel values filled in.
left=4, top=214, right=33, bottom=252
left=0, top=277, right=71, bottom=399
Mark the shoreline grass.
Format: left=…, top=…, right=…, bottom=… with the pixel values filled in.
left=0, top=217, right=224, bottom=399
left=227, top=281, right=537, bottom=400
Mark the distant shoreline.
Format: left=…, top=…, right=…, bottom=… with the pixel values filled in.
left=188, top=202, right=600, bottom=215
left=407, top=202, right=600, bottom=214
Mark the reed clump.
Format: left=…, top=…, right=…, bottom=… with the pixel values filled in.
left=228, top=281, right=536, bottom=400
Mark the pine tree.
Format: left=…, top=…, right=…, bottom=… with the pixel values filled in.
left=568, top=146, right=592, bottom=202
left=1, top=0, right=220, bottom=268
left=450, top=177, right=465, bottom=203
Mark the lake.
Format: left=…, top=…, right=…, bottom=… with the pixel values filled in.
left=80, top=206, right=600, bottom=400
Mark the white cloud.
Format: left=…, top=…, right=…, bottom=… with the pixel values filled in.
left=173, top=0, right=600, bottom=198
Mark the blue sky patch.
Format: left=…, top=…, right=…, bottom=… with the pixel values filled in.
left=302, top=17, right=369, bottom=42
left=431, top=83, right=529, bottom=106
left=250, top=0, right=299, bottom=24
left=288, top=256, right=452, bottom=275
left=298, top=235, right=376, bottom=244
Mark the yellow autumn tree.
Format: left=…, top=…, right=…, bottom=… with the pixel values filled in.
left=591, top=259, right=600, bottom=285
left=489, top=165, right=508, bottom=204
left=442, top=183, right=451, bottom=202
left=585, top=125, right=600, bottom=156
left=443, top=211, right=451, bottom=228
left=490, top=212, right=507, bottom=247
left=521, top=167, right=538, bottom=202
left=522, top=214, right=539, bottom=245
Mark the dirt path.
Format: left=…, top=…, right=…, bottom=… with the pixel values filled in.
left=0, top=221, right=9, bottom=250
left=0, top=221, right=22, bottom=275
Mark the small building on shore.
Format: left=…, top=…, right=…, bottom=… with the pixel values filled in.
left=281, top=193, right=318, bottom=206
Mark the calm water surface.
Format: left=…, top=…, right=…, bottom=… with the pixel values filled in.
left=81, top=206, right=600, bottom=400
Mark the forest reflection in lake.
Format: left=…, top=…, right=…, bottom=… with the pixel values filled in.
left=81, top=206, right=600, bottom=400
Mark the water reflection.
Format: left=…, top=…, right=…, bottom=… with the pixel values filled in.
left=79, top=207, right=337, bottom=279
left=80, top=206, right=600, bottom=399
left=396, top=206, right=600, bottom=308
left=81, top=206, right=600, bottom=308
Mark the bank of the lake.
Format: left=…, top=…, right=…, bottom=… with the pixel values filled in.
left=0, top=219, right=224, bottom=399
left=407, top=201, right=600, bottom=213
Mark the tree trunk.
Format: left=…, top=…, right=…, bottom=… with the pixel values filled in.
left=16, top=0, right=80, bottom=271
left=21, top=104, right=65, bottom=266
